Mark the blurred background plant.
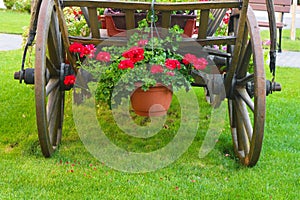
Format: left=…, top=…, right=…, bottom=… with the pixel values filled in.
left=3, top=0, right=31, bottom=13
left=63, top=7, right=90, bottom=37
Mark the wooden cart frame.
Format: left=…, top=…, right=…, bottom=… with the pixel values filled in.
left=14, top=0, right=282, bottom=167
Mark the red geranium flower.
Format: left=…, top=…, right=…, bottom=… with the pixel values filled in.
left=64, top=75, right=76, bottom=86
left=96, top=51, right=111, bottom=62
left=183, top=53, right=208, bottom=70
left=165, top=59, right=181, bottom=70
left=82, top=44, right=96, bottom=58
left=193, top=57, right=208, bottom=70
left=69, top=43, right=95, bottom=58
left=182, top=53, right=198, bottom=65
left=151, top=65, right=164, bottom=74
left=122, top=47, right=144, bottom=63
left=69, top=42, right=85, bottom=54
left=222, top=9, right=231, bottom=24
left=118, top=59, right=134, bottom=70
left=223, top=15, right=229, bottom=24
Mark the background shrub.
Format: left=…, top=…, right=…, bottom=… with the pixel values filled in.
left=3, top=0, right=31, bottom=13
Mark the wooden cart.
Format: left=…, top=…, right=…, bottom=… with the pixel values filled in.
left=14, top=0, right=282, bottom=167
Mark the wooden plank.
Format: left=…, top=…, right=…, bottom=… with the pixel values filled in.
left=161, top=11, right=171, bottom=29
left=198, top=9, right=209, bottom=39
left=290, top=0, right=297, bottom=40
left=124, top=9, right=135, bottom=30
left=249, top=0, right=291, bottom=6
left=258, top=21, right=284, bottom=28
left=63, top=0, right=240, bottom=11
left=69, top=35, right=237, bottom=47
left=249, top=0, right=291, bottom=13
left=249, top=4, right=291, bottom=13
left=88, top=7, right=100, bottom=38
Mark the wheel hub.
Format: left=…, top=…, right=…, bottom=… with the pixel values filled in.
left=14, top=63, right=75, bottom=91
left=60, top=63, right=75, bottom=91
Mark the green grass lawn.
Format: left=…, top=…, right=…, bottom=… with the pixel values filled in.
left=1, top=51, right=299, bottom=199
left=261, top=28, right=300, bottom=52
left=0, top=10, right=299, bottom=199
left=0, top=10, right=30, bottom=34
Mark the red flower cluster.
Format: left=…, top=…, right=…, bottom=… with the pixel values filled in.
left=69, top=42, right=96, bottom=58
left=118, top=59, right=134, bottom=70
left=118, top=46, right=145, bottom=70
left=64, top=75, right=76, bottom=86
left=165, top=59, right=181, bottom=70
left=222, top=9, right=231, bottom=25
left=182, top=53, right=208, bottom=70
left=72, top=9, right=83, bottom=17
left=122, top=47, right=145, bottom=63
left=96, top=51, right=111, bottom=62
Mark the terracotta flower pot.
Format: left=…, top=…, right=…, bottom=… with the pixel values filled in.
left=130, top=84, right=173, bottom=117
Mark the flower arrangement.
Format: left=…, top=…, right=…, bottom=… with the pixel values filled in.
left=68, top=20, right=210, bottom=106
left=63, top=7, right=90, bottom=37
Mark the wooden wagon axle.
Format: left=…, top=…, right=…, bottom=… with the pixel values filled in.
left=244, top=78, right=281, bottom=98
left=14, top=65, right=281, bottom=98
left=14, top=68, right=34, bottom=84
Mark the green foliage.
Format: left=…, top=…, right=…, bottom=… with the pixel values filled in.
left=80, top=23, right=206, bottom=106
left=3, top=0, right=31, bottom=13
left=63, top=7, right=90, bottom=37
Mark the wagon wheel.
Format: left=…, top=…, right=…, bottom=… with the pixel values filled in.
left=35, top=0, right=65, bottom=157
left=227, top=8, right=265, bottom=166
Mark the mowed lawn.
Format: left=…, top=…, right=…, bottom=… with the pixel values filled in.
left=0, top=10, right=299, bottom=199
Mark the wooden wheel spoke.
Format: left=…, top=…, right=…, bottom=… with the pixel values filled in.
left=46, top=57, right=59, bottom=76
left=47, top=89, right=62, bottom=146
left=234, top=97, right=253, bottom=141
left=49, top=107, right=59, bottom=147
left=48, top=107, right=59, bottom=145
left=47, top=87, right=59, bottom=127
left=229, top=100, right=238, bottom=147
left=231, top=128, right=238, bottom=150
left=236, top=87, right=254, bottom=112
left=236, top=73, right=254, bottom=86
left=48, top=9, right=62, bottom=67
left=236, top=38, right=252, bottom=79
left=46, top=78, right=60, bottom=96
left=234, top=100, right=250, bottom=156
left=229, top=100, right=236, bottom=128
